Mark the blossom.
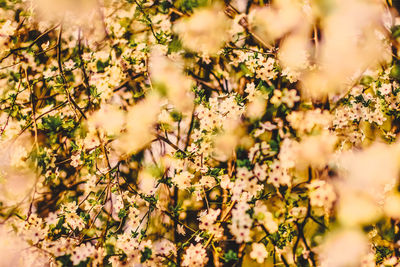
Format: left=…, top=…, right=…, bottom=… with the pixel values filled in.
left=71, top=243, right=95, bottom=265
left=229, top=202, right=253, bottom=243
left=182, top=243, right=208, bottom=267
left=64, top=213, right=85, bottom=231
left=308, top=180, right=336, bottom=210
left=254, top=203, right=278, bottom=233
left=268, top=160, right=291, bottom=188
left=1, top=0, right=400, bottom=266
left=379, top=83, right=392, bottom=95
left=281, top=88, right=300, bottom=108
left=250, top=243, right=268, bottom=264
left=177, top=225, right=186, bottom=236
left=0, top=20, right=15, bottom=36
left=64, top=59, right=75, bottom=70
left=172, top=171, right=193, bottom=190
left=319, top=230, right=369, bottom=267
left=43, top=68, right=57, bottom=79
left=112, top=95, right=161, bottom=155
left=70, top=153, right=82, bottom=168
left=174, top=5, right=231, bottom=55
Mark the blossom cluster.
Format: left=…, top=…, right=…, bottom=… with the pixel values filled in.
left=1, top=0, right=400, bottom=266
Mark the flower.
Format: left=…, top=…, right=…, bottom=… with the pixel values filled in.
left=182, top=243, right=208, bottom=267
left=250, top=243, right=268, bottom=264
left=0, top=20, right=15, bottom=36
left=1, top=0, right=400, bottom=266
left=70, top=153, right=82, bottom=168
left=379, top=83, right=392, bottom=95
left=174, top=5, right=231, bottom=55
left=172, top=171, right=194, bottom=190
left=308, top=180, right=336, bottom=210
left=64, top=59, right=75, bottom=70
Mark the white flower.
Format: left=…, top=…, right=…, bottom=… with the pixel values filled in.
left=308, top=180, right=336, bottom=209
left=64, top=59, right=75, bottom=70
left=70, top=153, right=82, bottom=168
left=0, top=20, right=15, bottom=36
left=43, top=68, right=57, bottom=79
left=182, top=243, right=208, bottom=267
left=250, top=243, right=268, bottom=264
left=172, top=171, right=193, bottom=189
left=379, top=83, right=392, bottom=95
left=174, top=5, right=231, bottom=55
left=177, top=224, right=186, bottom=236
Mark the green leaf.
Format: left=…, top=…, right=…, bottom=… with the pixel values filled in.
left=257, top=80, right=274, bottom=96
left=390, top=63, right=400, bottom=81
left=269, top=139, right=279, bottom=152
left=360, top=75, right=373, bottom=87
left=236, top=159, right=251, bottom=168
left=140, top=247, right=152, bottom=263
left=224, top=250, right=238, bottom=262
left=392, top=25, right=400, bottom=39
left=96, top=60, right=109, bottom=73
left=118, top=208, right=128, bottom=219
left=39, top=115, right=63, bottom=132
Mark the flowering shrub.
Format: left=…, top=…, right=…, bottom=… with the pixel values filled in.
left=2, top=0, right=400, bottom=266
